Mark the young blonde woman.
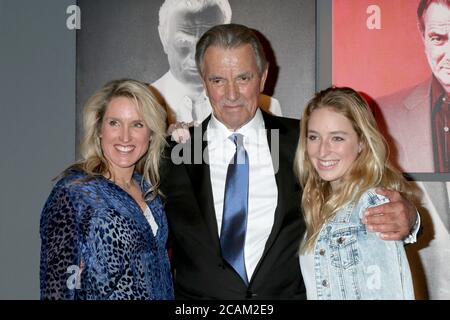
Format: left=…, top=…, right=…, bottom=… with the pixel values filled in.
left=40, top=79, right=174, bottom=299
left=294, top=87, right=416, bottom=300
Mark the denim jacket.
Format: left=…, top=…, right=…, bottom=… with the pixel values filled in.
left=307, top=189, right=414, bottom=300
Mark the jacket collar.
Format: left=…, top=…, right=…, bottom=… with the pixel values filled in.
left=403, top=78, right=431, bottom=111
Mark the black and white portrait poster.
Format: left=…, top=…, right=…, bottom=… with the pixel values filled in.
left=76, top=0, right=316, bottom=147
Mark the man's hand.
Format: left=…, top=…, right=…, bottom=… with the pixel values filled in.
left=362, top=187, right=417, bottom=240
left=167, top=121, right=196, bottom=143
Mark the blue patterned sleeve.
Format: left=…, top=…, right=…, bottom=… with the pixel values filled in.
left=40, top=183, right=82, bottom=300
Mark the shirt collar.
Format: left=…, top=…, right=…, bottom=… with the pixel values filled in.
left=431, top=76, right=450, bottom=111
left=207, top=108, right=267, bottom=149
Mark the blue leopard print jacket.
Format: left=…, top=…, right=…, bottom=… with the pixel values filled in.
left=40, top=169, right=174, bottom=300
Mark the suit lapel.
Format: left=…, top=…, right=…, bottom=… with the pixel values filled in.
left=187, top=117, right=221, bottom=252
left=403, top=79, right=430, bottom=112
left=422, top=181, right=450, bottom=232
left=402, top=80, right=434, bottom=171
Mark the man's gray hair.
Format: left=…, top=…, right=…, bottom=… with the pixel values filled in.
left=195, top=23, right=268, bottom=76
left=159, top=0, right=232, bottom=43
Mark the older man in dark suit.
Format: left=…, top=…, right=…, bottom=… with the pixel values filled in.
left=161, top=24, right=418, bottom=299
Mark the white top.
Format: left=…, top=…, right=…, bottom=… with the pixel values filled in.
left=299, top=251, right=317, bottom=300
left=143, top=206, right=158, bottom=236
left=207, top=108, right=278, bottom=280
left=152, top=70, right=283, bottom=124
left=152, top=71, right=211, bottom=124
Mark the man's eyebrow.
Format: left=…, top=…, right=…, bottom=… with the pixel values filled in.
left=427, top=30, right=448, bottom=34
left=207, top=75, right=224, bottom=81
left=176, top=26, right=195, bottom=31
left=174, top=28, right=196, bottom=36
left=236, top=72, right=254, bottom=78
left=427, top=30, right=449, bottom=39
left=177, top=23, right=214, bottom=30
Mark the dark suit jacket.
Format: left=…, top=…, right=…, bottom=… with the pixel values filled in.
left=160, top=111, right=306, bottom=299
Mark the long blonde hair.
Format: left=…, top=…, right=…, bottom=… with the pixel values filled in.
left=68, top=79, right=167, bottom=200
left=294, top=87, right=413, bottom=252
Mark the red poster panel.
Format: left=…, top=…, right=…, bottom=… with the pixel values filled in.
left=333, top=0, right=450, bottom=175
left=333, top=0, right=429, bottom=98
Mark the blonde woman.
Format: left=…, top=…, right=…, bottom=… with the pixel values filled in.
left=294, top=87, right=416, bottom=300
left=40, top=79, right=174, bottom=299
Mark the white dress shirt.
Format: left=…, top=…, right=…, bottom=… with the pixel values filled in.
left=152, top=70, right=283, bottom=124
left=207, top=109, right=278, bottom=280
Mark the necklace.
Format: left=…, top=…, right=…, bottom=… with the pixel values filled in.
left=119, top=180, right=132, bottom=191
left=121, top=182, right=131, bottom=190
left=104, top=172, right=134, bottom=191
left=111, top=178, right=133, bottom=191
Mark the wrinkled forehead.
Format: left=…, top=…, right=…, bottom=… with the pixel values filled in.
left=423, top=3, right=450, bottom=29
left=169, top=5, right=226, bottom=31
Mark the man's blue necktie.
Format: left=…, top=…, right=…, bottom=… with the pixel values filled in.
left=220, top=133, right=249, bottom=285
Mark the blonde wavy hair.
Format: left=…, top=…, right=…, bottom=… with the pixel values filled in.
left=294, top=87, right=413, bottom=253
left=68, top=79, right=167, bottom=200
